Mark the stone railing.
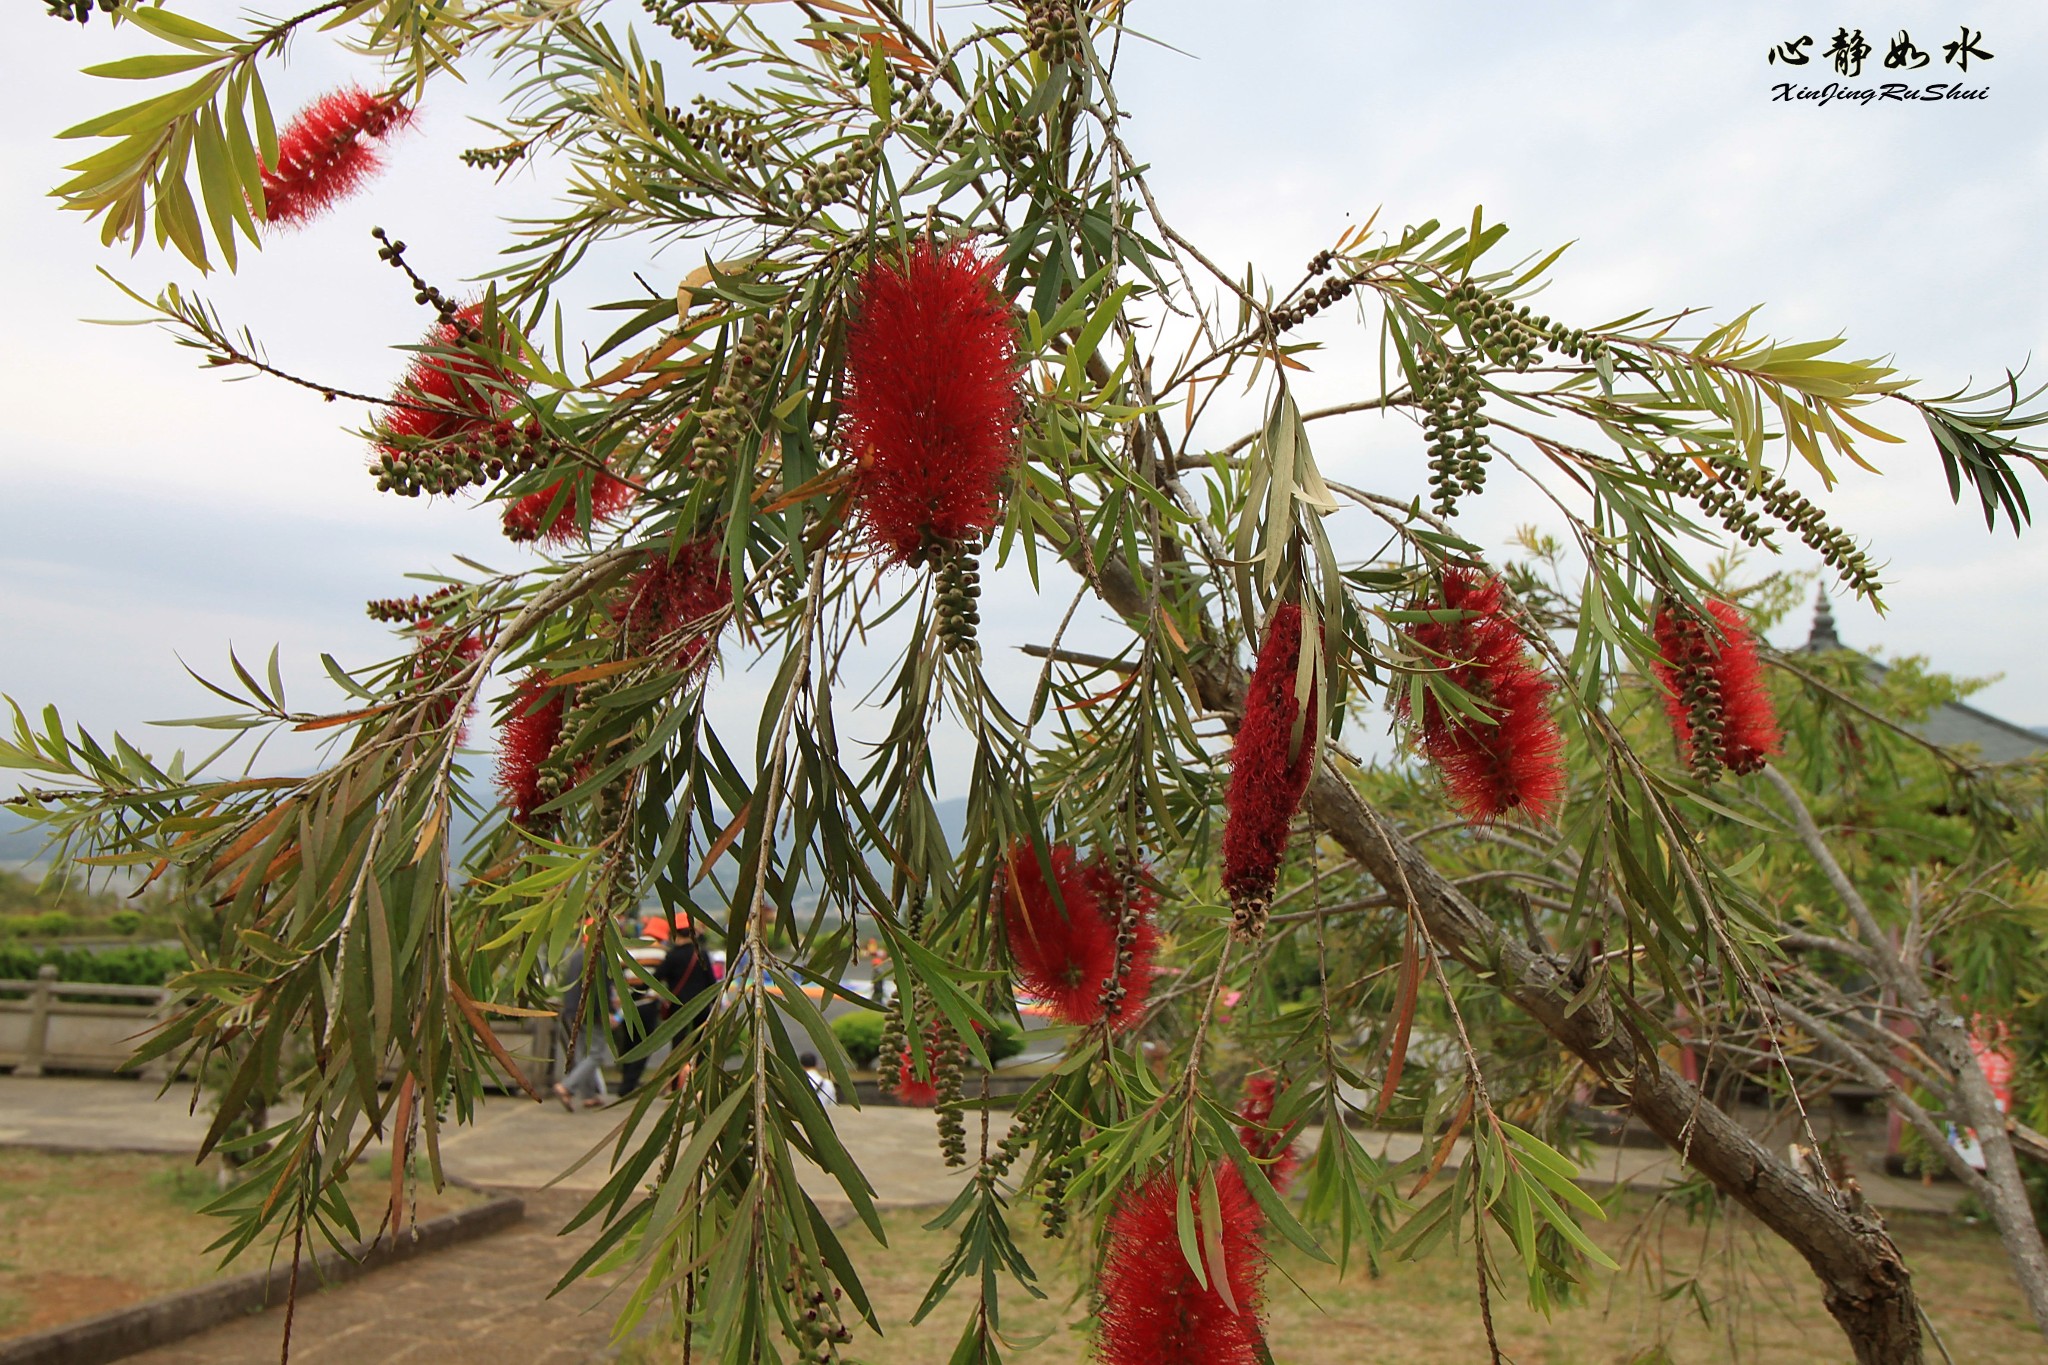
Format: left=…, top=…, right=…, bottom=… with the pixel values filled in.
left=0, top=966, right=170, bottom=1077
left=1, top=965, right=554, bottom=1092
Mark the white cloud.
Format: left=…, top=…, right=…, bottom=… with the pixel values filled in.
left=4, top=0, right=2047, bottom=800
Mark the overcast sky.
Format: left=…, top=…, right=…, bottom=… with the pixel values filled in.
left=3, top=0, right=2045, bottom=804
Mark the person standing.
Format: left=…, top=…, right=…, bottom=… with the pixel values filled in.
left=656, top=921, right=720, bottom=1090
left=616, top=920, right=668, bottom=1096
left=800, top=1052, right=837, bottom=1107
left=553, top=941, right=614, bottom=1111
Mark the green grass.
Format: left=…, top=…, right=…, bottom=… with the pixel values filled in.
left=618, top=1193, right=2046, bottom=1364
left=0, top=1150, right=480, bottom=1340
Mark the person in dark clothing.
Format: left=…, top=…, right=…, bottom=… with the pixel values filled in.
left=553, top=942, right=614, bottom=1110
left=618, top=919, right=717, bottom=1096
left=647, top=923, right=720, bottom=1090
left=614, top=974, right=664, bottom=1097
left=658, top=924, right=719, bottom=1026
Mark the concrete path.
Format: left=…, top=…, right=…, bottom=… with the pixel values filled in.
left=0, top=1075, right=1012, bottom=1207
left=117, top=1190, right=640, bottom=1365
left=0, top=1074, right=1968, bottom=1363
left=0, top=1074, right=1964, bottom=1213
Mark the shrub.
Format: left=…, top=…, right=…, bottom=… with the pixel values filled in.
left=28, top=911, right=73, bottom=938
left=0, top=944, right=190, bottom=987
left=108, top=910, right=143, bottom=936
left=830, top=1011, right=886, bottom=1070
left=828, top=1010, right=1027, bottom=1070
left=984, top=1022, right=1026, bottom=1066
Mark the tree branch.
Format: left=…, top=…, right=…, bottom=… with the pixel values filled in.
left=1073, top=536, right=1926, bottom=1363
left=1764, top=763, right=2048, bottom=1344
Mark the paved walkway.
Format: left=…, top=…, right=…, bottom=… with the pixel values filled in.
left=0, top=1074, right=1962, bottom=1213
left=0, top=1074, right=1964, bottom=1363
left=0, top=1075, right=1012, bottom=1206
left=120, top=1189, right=641, bottom=1365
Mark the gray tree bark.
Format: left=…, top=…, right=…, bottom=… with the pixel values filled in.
left=1764, top=765, right=2048, bottom=1347
left=1076, top=544, right=1926, bottom=1363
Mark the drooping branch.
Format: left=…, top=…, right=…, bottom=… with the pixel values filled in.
left=1075, top=539, right=1926, bottom=1365
left=1763, top=764, right=2048, bottom=1343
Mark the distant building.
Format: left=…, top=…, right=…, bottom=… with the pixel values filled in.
left=1799, top=590, right=2047, bottom=764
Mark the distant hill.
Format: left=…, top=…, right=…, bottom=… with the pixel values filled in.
left=0, top=806, right=50, bottom=868
left=1, top=786, right=971, bottom=895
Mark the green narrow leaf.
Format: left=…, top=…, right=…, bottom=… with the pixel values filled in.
left=193, top=104, right=240, bottom=272
left=59, top=74, right=220, bottom=141
left=1198, top=1164, right=1241, bottom=1314
left=121, top=5, right=236, bottom=47
left=250, top=70, right=278, bottom=172
left=1173, top=1174, right=1207, bottom=1291
left=84, top=51, right=223, bottom=79
left=155, top=156, right=211, bottom=272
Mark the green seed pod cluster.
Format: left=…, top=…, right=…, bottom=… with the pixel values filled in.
left=935, top=540, right=984, bottom=657
left=531, top=712, right=589, bottom=812
left=876, top=896, right=928, bottom=1092
left=1037, top=1149, right=1074, bottom=1239
left=642, top=0, right=732, bottom=55
left=985, top=1090, right=1045, bottom=1180
left=365, top=584, right=464, bottom=624
left=1653, top=450, right=1776, bottom=551
left=371, top=421, right=550, bottom=498
left=1023, top=0, right=1082, bottom=64
left=667, top=95, right=762, bottom=164
left=1271, top=271, right=1361, bottom=332
left=1443, top=278, right=1606, bottom=370
left=44, top=0, right=117, bottom=24
left=1418, top=344, right=1489, bottom=516
left=690, top=310, right=787, bottom=474
left=875, top=996, right=907, bottom=1091
left=1663, top=613, right=1728, bottom=784
left=459, top=141, right=531, bottom=172
left=1653, top=451, right=1881, bottom=599
left=779, top=1256, right=853, bottom=1361
left=998, top=120, right=1037, bottom=164
left=933, top=1029, right=969, bottom=1167
left=372, top=229, right=487, bottom=344
left=799, top=140, right=880, bottom=212
left=1095, top=851, right=1143, bottom=1020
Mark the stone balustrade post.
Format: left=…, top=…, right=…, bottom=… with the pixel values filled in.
left=138, top=985, right=176, bottom=1082
left=534, top=1013, right=558, bottom=1089
left=17, top=963, right=59, bottom=1077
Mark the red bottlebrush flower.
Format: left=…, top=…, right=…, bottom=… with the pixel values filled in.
left=1096, top=1164, right=1268, bottom=1365
left=410, top=621, right=483, bottom=742
left=496, top=673, right=566, bottom=823
left=1652, top=599, right=1781, bottom=778
left=375, top=304, right=524, bottom=457
left=258, top=87, right=412, bottom=227
left=503, top=472, right=636, bottom=544
left=611, top=538, right=731, bottom=672
left=890, top=1016, right=955, bottom=1107
left=1235, top=1076, right=1300, bottom=1195
left=893, top=1052, right=941, bottom=1107
left=1221, top=604, right=1319, bottom=938
left=841, top=239, right=1024, bottom=564
left=1002, top=842, right=1157, bottom=1032
left=1397, top=570, right=1565, bottom=823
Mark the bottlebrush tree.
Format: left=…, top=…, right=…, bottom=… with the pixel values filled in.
left=13, top=3, right=2048, bottom=1363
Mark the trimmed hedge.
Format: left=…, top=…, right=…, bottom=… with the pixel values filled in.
left=0, top=910, right=75, bottom=939
left=831, top=1011, right=886, bottom=1069
left=827, top=1010, right=1026, bottom=1070
left=0, top=943, right=190, bottom=987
